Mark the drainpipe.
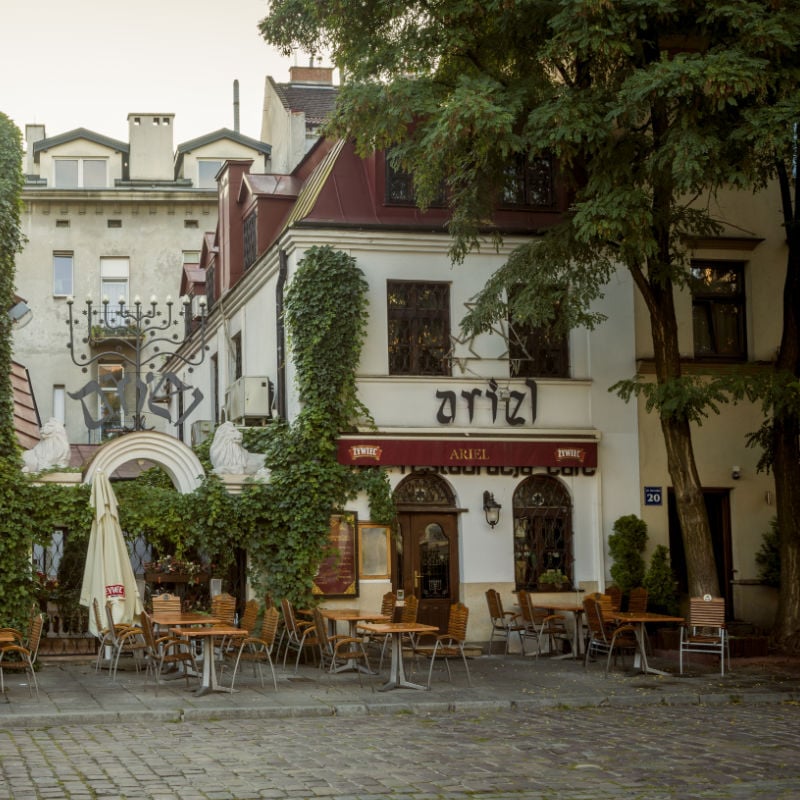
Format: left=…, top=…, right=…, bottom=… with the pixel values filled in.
left=276, top=250, right=288, bottom=419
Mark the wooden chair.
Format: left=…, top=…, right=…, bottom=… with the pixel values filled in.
left=107, top=602, right=147, bottom=680
left=312, top=608, right=371, bottom=685
left=679, top=596, right=730, bottom=676
left=379, top=594, right=419, bottom=670
left=280, top=598, right=318, bottom=672
left=605, top=585, right=623, bottom=612
left=140, top=611, right=197, bottom=694
left=224, top=606, right=280, bottom=691
left=211, top=592, right=236, bottom=625
left=238, top=599, right=259, bottom=635
left=0, top=612, right=44, bottom=698
left=516, top=589, right=570, bottom=657
left=418, top=602, right=472, bottom=689
left=151, top=592, right=181, bottom=614
left=582, top=595, right=639, bottom=677
left=485, top=588, right=526, bottom=655
left=91, top=597, right=130, bottom=671
left=627, top=587, right=648, bottom=613
left=363, top=591, right=397, bottom=656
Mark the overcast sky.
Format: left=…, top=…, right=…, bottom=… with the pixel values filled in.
left=1, top=0, right=313, bottom=149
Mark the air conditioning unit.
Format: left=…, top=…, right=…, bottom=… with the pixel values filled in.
left=224, top=376, right=272, bottom=423
left=191, top=294, right=207, bottom=318
left=190, top=419, right=213, bottom=446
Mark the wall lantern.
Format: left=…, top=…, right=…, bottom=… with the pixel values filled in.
left=483, top=491, right=502, bottom=529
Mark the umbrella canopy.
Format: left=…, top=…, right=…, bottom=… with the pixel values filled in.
left=80, top=469, right=143, bottom=636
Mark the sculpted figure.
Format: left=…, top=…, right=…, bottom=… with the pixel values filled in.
left=209, top=421, right=268, bottom=477
left=22, top=418, right=71, bottom=474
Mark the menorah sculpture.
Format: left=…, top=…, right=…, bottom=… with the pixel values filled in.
left=66, top=294, right=208, bottom=434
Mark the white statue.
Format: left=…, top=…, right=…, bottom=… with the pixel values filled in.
left=209, top=421, right=269, bottom=477
left=22, top=418, right=71, bottom=474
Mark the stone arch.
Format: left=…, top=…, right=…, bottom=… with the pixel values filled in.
left=83, top=431, right=205, bottom=494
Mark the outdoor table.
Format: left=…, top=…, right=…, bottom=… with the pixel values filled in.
left=358, top=621, right=438, bottom=691
left=611, top=611, right=684, bottom=675
left=543, top=601, right=585, bottom=659
left=320, top=608, right=391, bottom=673
left=170, top=625, right=246, bottom=695
left=151, top=611, right=219, bottom=629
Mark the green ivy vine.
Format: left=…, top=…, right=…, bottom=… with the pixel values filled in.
left=0, top=243, right=395, bottom=626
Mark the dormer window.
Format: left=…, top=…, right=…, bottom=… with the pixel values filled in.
left=54, top=158, right=107, bottom=189
left=198, top=160, right=223, bottom=189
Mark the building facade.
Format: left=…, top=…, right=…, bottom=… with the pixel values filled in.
left=14, top=114, right=270, bottom=444
left=168, top=136, right=641, bottom=642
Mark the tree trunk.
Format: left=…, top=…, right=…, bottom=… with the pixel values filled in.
left=770, top=164, right=800, bottom=650
left=647, top=276, right=720, bottom=598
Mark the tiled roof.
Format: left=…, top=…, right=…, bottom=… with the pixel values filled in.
left=269, top=78, right=339, bottom=126
left=12, top=361, right=40, bottom=450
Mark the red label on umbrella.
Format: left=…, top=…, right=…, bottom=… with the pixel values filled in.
left=105, top=584, right=126, bottom=599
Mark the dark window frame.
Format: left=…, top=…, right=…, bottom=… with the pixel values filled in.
left=387, top=280, right=451, bottom=376
left=690, top=260, right=747, bottom=362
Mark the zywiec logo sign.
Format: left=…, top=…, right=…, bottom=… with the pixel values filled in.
left=555, top=447, right=586, bottom=465
left=347, top=444, right=383, bottom=461
left=105, top=584, right=126, bottom=599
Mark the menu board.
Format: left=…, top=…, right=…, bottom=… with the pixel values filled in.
left=312, top=512, right=358, bottom=597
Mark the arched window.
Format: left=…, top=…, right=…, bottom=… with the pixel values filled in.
left=513, top=475, right=573, bottom=590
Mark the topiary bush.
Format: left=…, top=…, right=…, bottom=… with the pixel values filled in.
left=608, top=514, right=648, bottom=596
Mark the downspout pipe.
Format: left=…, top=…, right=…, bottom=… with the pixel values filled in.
left=276, top=250, right=288, bottom=419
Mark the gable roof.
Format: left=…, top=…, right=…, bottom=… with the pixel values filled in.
left=174, top=128, right=271, bottom=174
left=31, top=128, right=129, bottom=163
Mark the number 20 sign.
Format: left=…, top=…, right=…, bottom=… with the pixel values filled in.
left=644, top=486, right=663, bottom=506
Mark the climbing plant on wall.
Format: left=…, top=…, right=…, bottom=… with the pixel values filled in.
left=243, top=245, right=395, bottom=605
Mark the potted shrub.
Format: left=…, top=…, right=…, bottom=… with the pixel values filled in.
left=538, top=568, right=571, bottom=591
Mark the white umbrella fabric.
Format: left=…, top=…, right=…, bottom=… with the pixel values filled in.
left=80, top=469, right=143, bottom=636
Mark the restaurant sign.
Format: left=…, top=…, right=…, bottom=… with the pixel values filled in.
left=337, top=438, right=597, bottom=468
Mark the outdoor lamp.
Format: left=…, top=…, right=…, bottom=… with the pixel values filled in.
left=483, top=491, right=502, bottom=528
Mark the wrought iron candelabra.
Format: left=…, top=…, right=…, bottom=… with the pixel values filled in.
left=66, top=294, right=208, bottom=433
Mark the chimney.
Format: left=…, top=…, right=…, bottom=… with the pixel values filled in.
left=233, top=80, right=240, bottom=133
left=127, top=113, right=175, bottom=181
left=288, top=65, right=334, bottom=85
left=25, top=124, right=46, bottom=175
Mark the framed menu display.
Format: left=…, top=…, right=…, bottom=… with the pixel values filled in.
left=312, top=512, right=358, bottom=597
left=358, top=523, right=391, bottom=580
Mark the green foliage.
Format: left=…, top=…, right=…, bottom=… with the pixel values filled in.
left=243, top=246, right=394, bottom=605
left=0, top=114, right=23, bottom=461
left=608, top=514, right=648, bottom=595
left=755, top=517, right=781, bottom=588
left=643, top=545, right=680, bottom=617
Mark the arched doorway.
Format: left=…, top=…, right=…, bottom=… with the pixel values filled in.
left=392, top=472, right=460, bottom=632
left=83, top=431, right=204, bottom=493
left=513, top=474, right=573, bottom=590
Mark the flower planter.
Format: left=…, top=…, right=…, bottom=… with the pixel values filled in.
left=144, top=571, right=210, bottom=585
left=537, top=583, right=571, bottom=592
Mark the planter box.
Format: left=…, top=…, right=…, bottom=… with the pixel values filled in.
left=537, top=583, right=571, bottom=592
left=144, top=571, right=210, bottom=585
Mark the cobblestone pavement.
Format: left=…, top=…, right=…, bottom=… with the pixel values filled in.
left=1, top=701, right=799, bottom=799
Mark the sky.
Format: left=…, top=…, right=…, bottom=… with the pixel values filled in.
left=1, top=0, right=311, bottom=149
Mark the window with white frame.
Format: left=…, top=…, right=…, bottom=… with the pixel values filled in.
left=198, top=160, right=223, bottom=189
left=54, top=158, right=108, bottom=188
left=99, top=257, right=130, bottom=326
left=53, top=252, right=73, bottom=296
left=52, top=386, right=65, bottom=424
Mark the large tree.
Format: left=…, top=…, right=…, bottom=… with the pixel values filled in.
left=260, top=3, right=800, bottom=612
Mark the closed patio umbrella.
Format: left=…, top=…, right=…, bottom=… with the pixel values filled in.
left=80, top=469, right=143, bottom=636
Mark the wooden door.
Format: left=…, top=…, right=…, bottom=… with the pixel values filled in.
left=396, top=512, right=459, bottom=633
